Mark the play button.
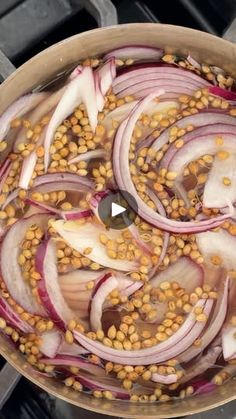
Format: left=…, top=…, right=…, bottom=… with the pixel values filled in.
left=111, top=202, right=126, bottom=217
left=98, top=190, right=138, bottom=230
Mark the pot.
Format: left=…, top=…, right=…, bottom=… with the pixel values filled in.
left=0, top=23, right=236, bottom=418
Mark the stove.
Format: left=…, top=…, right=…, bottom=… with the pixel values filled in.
left=1, top=1, right=236, bottom=418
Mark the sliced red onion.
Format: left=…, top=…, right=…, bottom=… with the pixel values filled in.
left=161, top=124, right=236, bottom=171
left=197, top=229, right=236, bottom=271
left=68, top=149, right=107, bottom=165
left=90, top=274, right=118, bottom=331
left=59, top=269, right=141, bottom=298
left=88, top=190, right=111, bottom=223
left=1, top=188, right=19, bottom=210
left=193, top=380, right=217, bottom=395
left=146, top=189, right=169, bottom=275
left=114, top=78, right=206, bottom=99
left=94, top=72, right=105, bottom=112
left=60, top=271, right=141, bottom=314
left=26, top=198, right=92, bottom=222
left=95, top=58, right=116, bottom=111
left=74, top=299, right=212, bottom=365
left=180, top=346, right=222, bottom=384
left=146, top=188, right=166, bottom=217
left=63, top=289, right=92, bottom=304
left=127, top=223, right=152, bottom=255
left=116, top=81, right=201, bottom=99
left=68, top=65, right=83, bottom=80
left=151, top=372, right=178, bottom=384
left=58, top=340, right=89, bottom=356
left=203, top=154, right=236, bottom=208
left=113, top=64, right=209, bottom=88
left=62, top=209, right=92, bottom=221
left=62, top=293, right=94, bottom=312
left=104, top=45, right=163, bottom=62
left=66, top=300, right=90, bottom=312
left=59, top=269, right=107, bottom=291
left=151, top=257, right=203, bottom=293
left=208, top=86, right=236, bottom=100
left=113, top=66, right=209, bottom=98
left=179, top=277, right=229, bottom=363
left=36, top=238, right=76, bottom=329
left=164, top=132, right=236, bottom=206
left=222, top=324, right=236, bottom=360
left=19, top=151, right=38, bottom=190
left=0, top=297, right=33, bottom=333
left=115, top=273, right=142, bottom=297
left=40, top=355, right=105, bottom=376
left=102, top=101, right=137, bottom=132
left=149, top=112, right=236, bottom=156
left=103, top=99, right=179, bottom=142
left=0, top=213, right=50, bottom=315
left=114, top=72, right=206, bottom=95
left=114, top=91, right=231, bottom=233
left=75, top=373, right=130, bottom=399
left=14, top=87, right=66, bottom=150
left=0, top=159, right=11, bottom=180
left=51, top=219, right=138, bottom=271
left=0, top=161, right=11, bottom=195
left=0, top=93, right=47, bottom=140
left=98, top=57, right=116, bottom=95
left=25, top=198, right=61, bottom=216
left=44, top=66, right=98, bottom=170
left=33, top=172, right=93, bottom=190
left=39, top=330, right=62, bottom=358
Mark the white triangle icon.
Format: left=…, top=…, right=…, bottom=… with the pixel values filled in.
left=111, top=202, right=126, bottom=217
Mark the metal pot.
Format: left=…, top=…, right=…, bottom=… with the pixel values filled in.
left=0, top=23, right=236, bottom=418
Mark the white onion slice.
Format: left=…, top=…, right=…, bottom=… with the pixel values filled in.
left=203, top=154, right=236, bottom=208
left=41, top=355, right=105, bottom=376
left=19, top=150, right=38, bottom=190
left=59, top=269, right=107, bottom=291
left=180, top=346, right=222, bottom=384
left=0, top=213, right=50, bottom=315
left=168, top=133, right=236, bottom=174
left=51, top=219, right=138, bottom=271
left=95, top=58, right=116, bottom=111
left=197, top=229, right=236, bottom=271
left=114, top=91, right=230, bottom=233
left=39, top=330, right=62, bottom=358
left=36, top=238, right=76, bottom=329
left=90, top=274, right=118, bottom=331
left=44, top=66, right=98, bottom=170
left=151, top=372, right=178, bottom=384
left=68, top=149, right=107, bottom=165
left=103, top=99, right=178, bottom=133
left=74, top=299, right=212, bottom=365
left=222, top=325, right=236, bottom=360
left=0, top=93, right=47, bottom=140
left=149, top=112, right=236, bottom=156
left=179, top=276, right=229, bottom=363
left=75, top=373, right=130, bottom=399
left=151, top=257, right=203, bottom=292
left=58, top=340, right=89, bottom=356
